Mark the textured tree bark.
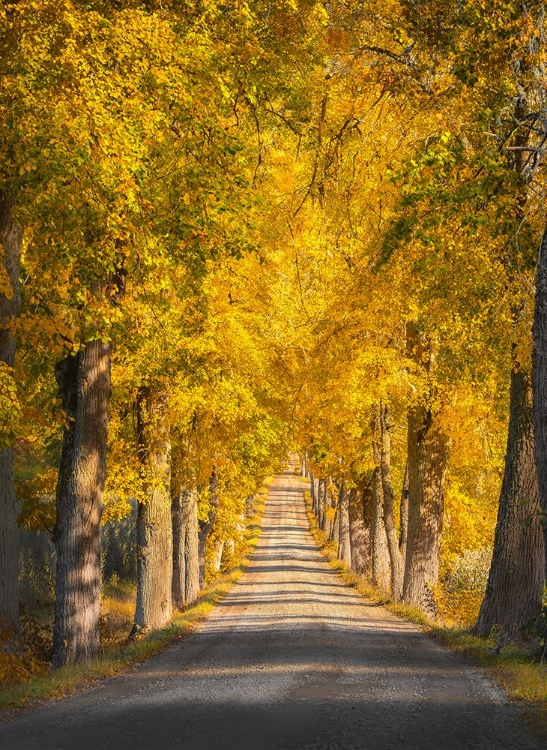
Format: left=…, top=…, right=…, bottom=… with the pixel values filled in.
left=399, top=461, right=409, bottom=561
left=318, top=478, right=328, bottom=531
left=337, top=481, right=351, bottom=566
left=475, top=368, right=545, bottom=640
left=372, top=465, right=390, bottom=591
left=172, top=487, right=200, bottom=609
left=133, top=385, right=173, bottom=634
left=171, top=489, right=185, bottom=610
left=403, top=400, right=448, bottom=613
left=309, top=470, right=318, bottom=516
left=184, top=491, right=200, bottom=606
left=0, top=192, right=22, bottom=646
left=53, top=340, right=111, bottom=666
left=348, top=480, right=371, bottom=576
left=380, top=403, right=404, bottom=602
left=328, top=484, right=339, bottom=543
left=211, top=540, right=224, bottom=572
left=198, top=471, right=219, bottom=588
left=532, top=224, right=547, bottom=583
left=371, top=409, right=390, bottom=592
left=477, top=88, right=545, bottom=640
left=403, top=326, right=449, bottom=614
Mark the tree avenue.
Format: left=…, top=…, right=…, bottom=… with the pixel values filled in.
left=0, top=0, right=546, bottom=680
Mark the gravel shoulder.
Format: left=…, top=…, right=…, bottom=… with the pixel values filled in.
left=0, top=471, right=541, bottom=750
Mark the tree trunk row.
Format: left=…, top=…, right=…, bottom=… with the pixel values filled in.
left=307, top=387, right=449, bottom=615
left=306, top=307, right=546, bottom=640
left=53, top=341, right=111, bottom=666
left=54, top=378, right=209, bottom=662
left=172, top=488, right=200, bottom=610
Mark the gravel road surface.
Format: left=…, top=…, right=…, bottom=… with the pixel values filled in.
left=0, top=471, right=542, bottom=750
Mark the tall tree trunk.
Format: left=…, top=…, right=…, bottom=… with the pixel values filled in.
left=309, top=470, right=318, bottom=516
left=380, top=403, right=404, bottom=601
left=0, top=192, right=22, bottom=647
left=532, top=224, right=547, bottom=583
left=403, top=401, right=448, bottom=613
left=328, top=482, right=338, bottom=542
left=399, top=461, right=409, bottom=561
left=403, top=326, right=449, bottom=614
left=371, top=409, right=390, bottom=591
left=319, top=478, right=328, bottom=531
left=172, top=488, right=200, bottom=609
left=348, top=480, right=371, bottom=576
left=478, top=82, right=545, bottom=640
left=372, top=465, right=390, bottom=591
left=52, top=340, right=111, bottom=666
left=171, top=489, right=185, bottom=610
left=198, top=471, right=219, bottom=588
left=133, top=385, right=173, bottom=634
left=211, top=539, right=224, bottom=572
left=337, top=481, right=351, bottom=566
left=475, top=368, right=545, bottom=640
left=316, top=477, right=323, bottom=528
left=184, top=490, right=200, bottom=606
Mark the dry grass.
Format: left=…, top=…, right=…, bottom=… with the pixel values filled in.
left=100, top=580, right=136, bottom=647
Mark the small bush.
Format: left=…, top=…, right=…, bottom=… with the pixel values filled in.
left=436, top=548, right=492, bottom=626
left=446, top=548, right=492, bottom=592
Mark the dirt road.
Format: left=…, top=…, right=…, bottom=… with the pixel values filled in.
left=0, top=471, right=542, bottom=750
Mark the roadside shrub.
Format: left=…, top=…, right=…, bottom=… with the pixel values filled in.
left=436, top=548, right=491, bottom=626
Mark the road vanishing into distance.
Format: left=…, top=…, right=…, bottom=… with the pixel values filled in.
left=0, top=471, right=542, bottom=750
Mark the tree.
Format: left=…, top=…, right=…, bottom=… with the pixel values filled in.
left=475, top=367, right=545, bottom=640
left=337, top=481, right=351, bottom=566
left=348, top=480, right=372, bottom=577
left=371, top=422, right=390, bottom=593
left=132, top=384, right=173, bottom=634
left=403, top=327, right=449, bottom=613
left=0, top=192, right=22, bottom=647
left=52, top=341, right=111, bottom=665
left=172, top=488, right=200, bottom=610
left=380, top=402, right=404, bottom=602
left=533, top=227, right=547, bottom=583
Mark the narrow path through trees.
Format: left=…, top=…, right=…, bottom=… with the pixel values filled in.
left=0, top=471, right=541, bottom=750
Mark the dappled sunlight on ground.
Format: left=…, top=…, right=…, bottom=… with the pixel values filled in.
left=0, top=473, right=540, bottom=750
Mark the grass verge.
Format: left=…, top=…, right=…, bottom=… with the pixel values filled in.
left=303, top=488, right=547, bottom=738
left=0, top=482, right=268, bottom=716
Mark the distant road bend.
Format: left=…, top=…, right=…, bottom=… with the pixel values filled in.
left=0, top=471, right=541, bottom=750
